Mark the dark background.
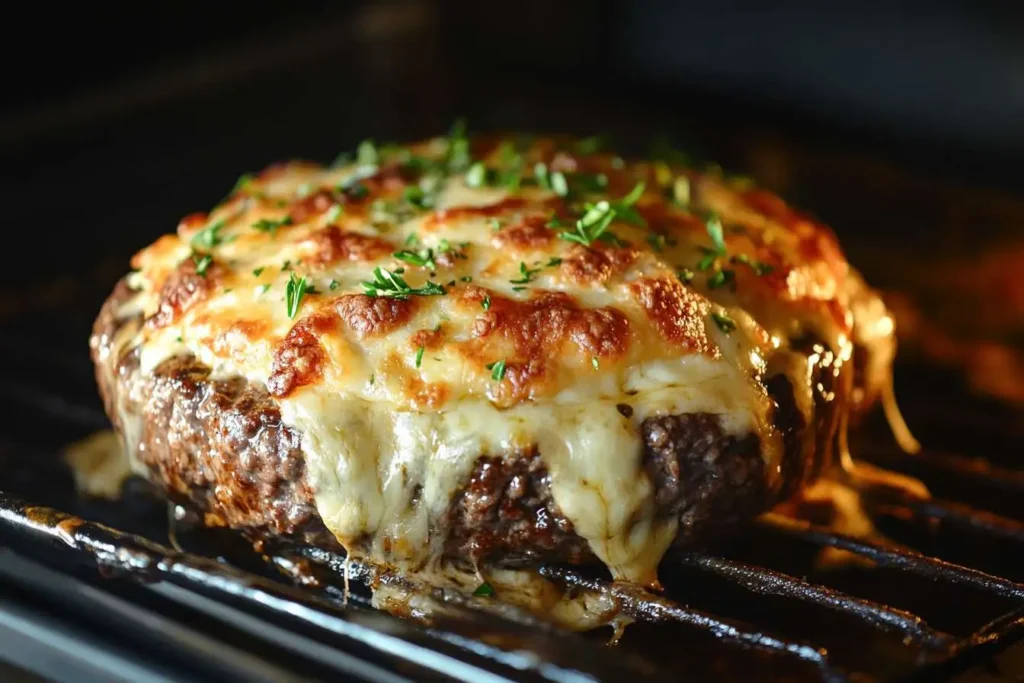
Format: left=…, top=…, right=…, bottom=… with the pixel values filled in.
left=1, top=0, right=1022, bottom=303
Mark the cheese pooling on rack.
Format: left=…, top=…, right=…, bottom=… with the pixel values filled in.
left=108, top=130, right=900, bottom=585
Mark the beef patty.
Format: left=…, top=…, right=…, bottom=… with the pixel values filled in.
left=92, top=278, right=817, bottom=566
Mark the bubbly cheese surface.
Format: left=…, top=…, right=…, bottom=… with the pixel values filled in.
left=117, top=132, right=889, bottom=584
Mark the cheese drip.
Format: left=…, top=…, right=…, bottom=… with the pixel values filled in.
left=281, top=359, right=776, bottom=585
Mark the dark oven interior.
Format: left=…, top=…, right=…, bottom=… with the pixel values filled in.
left=1, top=3, right=1023, bottom=681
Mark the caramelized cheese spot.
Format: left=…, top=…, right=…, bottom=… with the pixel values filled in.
left=423, top=197, right=533, bottom=230
left=267, top=312, right=338, bottom=398
left=335, top=294, right=418, bottom=339
left=465, top=289, right=630, bottom=402
left=491, top=215, right=553, bottom=251
left=303, top=226, right=393, bottom=268
left=288, top=190, right=336, bottom=224
left=559, top=244, right=640, bottom=286
left=148, top=257, right=219, bottom=329
left=629, top=277, right=714, bottom=353
left=410, top=327, right=445, bottom=351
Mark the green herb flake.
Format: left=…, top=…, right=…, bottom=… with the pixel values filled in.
left=591, top=357, right=600, bottom=370
left=510, top=261, right=541, bottom=284
left=393, top=248, right=437, bottom=270
left=357, top=139, right=379, bottom=166
left=252, top=215, right=293, bottom=236
left=473, top=582, right=494, bottom=597
left=405, top=233, right=420, bottom=246
left=559, top=200, right=616, bottom=246
left=465, top=162, right=488, bottom=188
left=328, top=279, right=339, bottom=291
left=193, top=253, right=213, bottom=276
left=281, top=260, right=292, bottom=272
left=486, top=359, right=507, bottom=381
left=175, top=336, right=183, bottom=343
left=711, top=312, right=737, bottom=334
left=361, top=267, right=446, bottom=299
left=488, top=218, right=503, bottom=231
left=550, top=171, right=569, bottom=197
left=672, top=177, right=690, bottom=206
left=232, top=173, right=255, bottom=195
left=415, top=345, right=425, bottom=368
left=369, top=373, right=375, bottom=385
left=191, top=218, right=227, bottom=251
left=707, top=269, right=736, bottom=290
left=678, top=268, right=695, bottom=284
left=460, top=275, right=473, bottom=282
left=325, top=204, right=344, bottom=224
left=258, top=283, right=271, bottom=294
left=705, top=214, right=727, bottom=253
left=733, top=253, right=774, bottom=276
left=482, top=295, right=491, bottom=310
left=285, top=272, right=313, bottom=319
left=252, top=267, right=265, bottom=277
left=546, top=257, right=562, bottom=267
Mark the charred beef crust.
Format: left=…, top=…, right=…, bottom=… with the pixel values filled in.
left=138, top=355, right=327, bottom=541
left=92, top=277, right=823, bottom=565
left=446, top=452, right=591, bottom=566
left=641, top=414, right=765, bottom=545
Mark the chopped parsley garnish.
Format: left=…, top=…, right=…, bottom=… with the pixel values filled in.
left=711, top=312, right=737, bottom=333
left=191, top=218, right=227, bottom=250
left=175, top=336, right=183, bottom=343
left=403, top=185, right=435, bottom=210
left=281, top=260, right=292, bottom=271
left=252, top=215, right=293, bottom=236
left=393, top=248, right=437, bottom=270
left=405, top=233, right=420, bottom=246
left=473, top=582, right=494, bottom=597
left=360, top=267, right=446, bottom=299
left=415, top=345, right=425, bottom=368
left=733, top=253, right=774, bottom=276
left=488, top=218, right=503, bottom=231
left=258, top=283, right=271, bottom=294
left=357, top=139, right=379, bottom=166
left=193, top=253, right=213, bottom=276
left=509, top=261, right=541, bottom=284
left=285, top=272, right=313, bottom=319
left=546, top=257, right=562, bottom=267
left=345, top=183, right=369, bottom=200
left=460, top=275, right=473, bottom=282
left=672, top=177, right=690, bottom=206
left=559, top=200, right=616, bottom=246
left=465, top=162, right=488, bottom=188
left=486, top=359, right=507, bottom=381
left=328, top=279, right=339, bottom=291
left=325, top=204, right=344, bottom=223
left=369, top=373, right=375, bottom=385
left=707, top=268, right=736, bottom=291
left=252, top=267, right=265, bottom=277
left=678, top=267, right=695, bottom=284
left=534, top=163, right=569, bottom=197
left=591, top=357, right=600, bottom=370
left=608, top=181, right=646, bottom=227
left=232, top=173, right=255, bottom=194
left=481, top=295, right=491, bottom=310
left=445, top=118, right=472, bottom=172
left=697, top=214, right=728, bottom=270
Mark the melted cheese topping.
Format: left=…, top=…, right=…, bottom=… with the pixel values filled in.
left=112, top=134, right=898, bottom=586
